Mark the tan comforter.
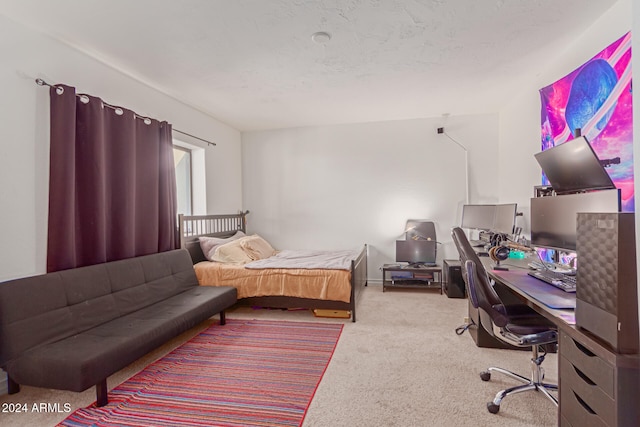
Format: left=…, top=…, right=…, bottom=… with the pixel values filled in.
left=194, top=255, right=353, bottom=303
left=194, top=261, right=351, bottom=302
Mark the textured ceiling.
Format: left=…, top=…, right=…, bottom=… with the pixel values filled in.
left=0, top=0, right=618, bottom=131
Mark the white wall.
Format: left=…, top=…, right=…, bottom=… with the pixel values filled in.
left=242, top=114, right=499, bottom=281
left=499, top=0, right=632, bottom=234
left=0, top=15, right=243, bottom=281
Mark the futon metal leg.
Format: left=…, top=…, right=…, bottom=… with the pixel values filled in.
left=96, top=379, right=108, bottom=407
left=7, top=375, right=20, bottom=394
left=220, top=310, right=226, bottom=325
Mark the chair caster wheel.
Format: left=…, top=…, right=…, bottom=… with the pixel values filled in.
left=480, top=371, right=491, bottom=381
left=487, top=402, right=500, bottom=414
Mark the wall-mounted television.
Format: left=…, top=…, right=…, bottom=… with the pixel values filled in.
left=534, top=136, right=616, bottom=195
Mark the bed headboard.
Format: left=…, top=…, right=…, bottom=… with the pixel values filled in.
left=179, top=212, right=248, bottom=264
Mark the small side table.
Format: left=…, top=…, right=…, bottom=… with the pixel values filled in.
left=381, top=264, right=443, bottom=293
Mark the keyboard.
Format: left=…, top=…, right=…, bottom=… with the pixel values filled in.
left=528, top=269, right=577, bottom=293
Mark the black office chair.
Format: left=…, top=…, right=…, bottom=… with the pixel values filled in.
left=451, top=227, right=558, bottom=414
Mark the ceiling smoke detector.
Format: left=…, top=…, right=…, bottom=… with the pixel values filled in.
left=311, top=31, right=331, bottom=44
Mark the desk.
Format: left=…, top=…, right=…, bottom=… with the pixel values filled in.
left=486, top=261, right=576, bottom=324
left=484, top=259, right=639, bottom=427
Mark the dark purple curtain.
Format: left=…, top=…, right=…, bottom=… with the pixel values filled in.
left=47, top=84, right=178, bottom=272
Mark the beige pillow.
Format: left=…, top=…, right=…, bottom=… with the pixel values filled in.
left=211, top=238, right=253, bottom=264
left=199, top=231, right=245, bottom=261
left=240, top=234, right=276, bottom=260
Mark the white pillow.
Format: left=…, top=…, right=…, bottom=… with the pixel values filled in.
left=240, top=234, right=277, bottom=260
left=199, top=231, right=245, bottom=261
left=211, top=238, right=253, bottom=264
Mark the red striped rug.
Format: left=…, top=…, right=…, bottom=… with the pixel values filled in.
left=58, top=319, right=343, bottom=427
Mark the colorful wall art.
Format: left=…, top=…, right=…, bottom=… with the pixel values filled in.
left=539, top=32, right=633, bottom=212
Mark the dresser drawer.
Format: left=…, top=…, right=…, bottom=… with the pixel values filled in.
left=560, top=355, right=615, bottom=426
left=560, top=382, right=609, bottom=427
left=560, top=330, right=615, bottom=398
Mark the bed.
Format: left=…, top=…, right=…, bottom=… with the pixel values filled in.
left=178, top=213, right=367, bottom=322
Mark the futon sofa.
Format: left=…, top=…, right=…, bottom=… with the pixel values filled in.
left=0, top=249, right=237, bottom=406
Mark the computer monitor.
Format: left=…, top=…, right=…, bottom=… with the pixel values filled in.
left=534, top=136, right=616, bottom=195
left=461, top=205, right=496, bottom=231
left=395, top=240, right=436, bottom=266
left=530, top=189, right=621, bottom=252
left=461, top=203, right=517, bottom=234
left=493, top=203, right=517, bottom=234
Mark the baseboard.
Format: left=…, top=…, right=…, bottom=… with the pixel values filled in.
left=1, top=369, right=7, bottom=395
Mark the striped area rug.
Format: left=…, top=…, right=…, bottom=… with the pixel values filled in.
left=59, top=319, right=343, bottom=427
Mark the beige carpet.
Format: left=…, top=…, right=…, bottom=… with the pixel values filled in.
left=0, top=285, right=558, bottom=426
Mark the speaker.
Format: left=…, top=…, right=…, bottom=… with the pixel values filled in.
left=575, top=212, right=639, bottom=354
left=443, top=259, right=466, bottom=298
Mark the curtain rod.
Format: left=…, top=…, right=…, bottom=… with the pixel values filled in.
left=35, top=78, right=216, bottom=147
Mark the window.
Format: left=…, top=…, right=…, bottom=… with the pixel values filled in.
left=173, top=138, right=205, bottom=215
left=173, top=146, right=192, bottom=215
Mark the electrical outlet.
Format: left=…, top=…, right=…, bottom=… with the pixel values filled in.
left=437, top=127, right=444, bottom=134
left=463, top=316, right=470, bottom=324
